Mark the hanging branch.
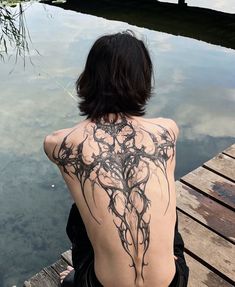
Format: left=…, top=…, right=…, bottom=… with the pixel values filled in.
left=0, top=1, right=38, bottom=66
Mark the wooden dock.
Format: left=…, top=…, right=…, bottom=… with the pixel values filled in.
left=24, top=144, right=235, bottom=287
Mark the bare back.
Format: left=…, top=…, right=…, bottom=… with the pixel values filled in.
left=45, top=114, right=179, bottom=287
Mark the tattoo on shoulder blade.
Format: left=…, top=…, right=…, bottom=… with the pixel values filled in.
left=52, top=115, right=176, bottom=283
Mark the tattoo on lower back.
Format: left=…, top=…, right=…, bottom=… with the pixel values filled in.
left=52, top=115, right=176, bottom=282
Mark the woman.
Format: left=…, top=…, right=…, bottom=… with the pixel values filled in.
left=44, top=30, right=189, bottom=287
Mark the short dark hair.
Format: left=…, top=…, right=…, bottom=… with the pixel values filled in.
left=76, top=30, right=153, bottom=122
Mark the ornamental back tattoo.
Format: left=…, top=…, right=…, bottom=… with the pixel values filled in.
left=52, top=114, right=176, bottom=283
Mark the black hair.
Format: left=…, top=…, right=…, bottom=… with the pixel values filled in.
left=76, top=30, right=153, bottom=122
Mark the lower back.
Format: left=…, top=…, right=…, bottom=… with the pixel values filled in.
left=86, top=203, right=177, bottom=287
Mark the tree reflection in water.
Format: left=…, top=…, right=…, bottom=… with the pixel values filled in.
left=0, top=1, right=38, bottom=67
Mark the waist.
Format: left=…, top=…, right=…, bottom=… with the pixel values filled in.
left=93, top=250, right=176, bottom=287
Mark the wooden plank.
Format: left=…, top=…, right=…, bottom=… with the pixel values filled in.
left=222, top=144, right=235, bottom=158
left=42, top=265, right=60, bottom=286
left=181, top=166, right=235, bottom=211
left=51, top=258, right=68, bottom=275
left=23, top=258, right=70, bottom=287
left=23, top=258, right=69, bottom=287
left=185, top=253, right=234, bottom=287
left=177, top=210, right=235, bottom=282
left=61, top=249, right=73, bottom=266
left=203, top=153, right=235, bottom=182
left=176, top=181, right=235, bottom=242
left=23, top=269, right=58, bottom=287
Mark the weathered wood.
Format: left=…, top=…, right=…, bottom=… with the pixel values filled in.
left=51, top=258, right=69, bottom=275
left=42, top=266, right=60, bottom=286
left=61, top=249, right=73, bottom=266
left=203, top=153, right=235, bottom=182
left=177, top=210, right=235, bottom=282
left=23, top=258, right=69, bottom=287
left=24, top=269, right=58, bottom=287
left=222, top=144, right=235, bottom=159
left=176, top=181, right=235, bottom=242
left=181, top=166, right=235, bottom=211
left=185, top=253, right=234, bottom=287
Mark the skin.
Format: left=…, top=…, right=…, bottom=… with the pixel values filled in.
left=44, top=113, right=179, bottom=287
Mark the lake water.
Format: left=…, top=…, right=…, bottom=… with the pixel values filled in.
left=0, top=2, right=235, bottom=287
left=160, top=0, right=235, bottom=13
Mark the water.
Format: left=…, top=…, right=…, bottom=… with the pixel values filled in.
left=0, top=2, right=235, bottom=286
left=160, top=0, right=235, bottom=13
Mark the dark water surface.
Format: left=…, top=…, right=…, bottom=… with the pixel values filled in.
left=0, top=2, right=235, bottom=287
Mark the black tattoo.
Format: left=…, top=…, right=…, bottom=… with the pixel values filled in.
left=52, top=115, right=176, bottom=283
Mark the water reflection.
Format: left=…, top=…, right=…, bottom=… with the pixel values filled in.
left=47, top=0, right=235, bottom=50
left=0, top=3, right=235, bottom=287
left=160, top=0, right=235, bottom=13
left=0, top=1, right=37, bottom=66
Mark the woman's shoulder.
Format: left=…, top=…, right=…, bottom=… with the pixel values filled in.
left=43, top=128, right=71, bottom=163
left=144, top=117, right=179, bottom=138
left=156, top=117, right=179, bottom=132
left=43, top=120, right=87, bottom=163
